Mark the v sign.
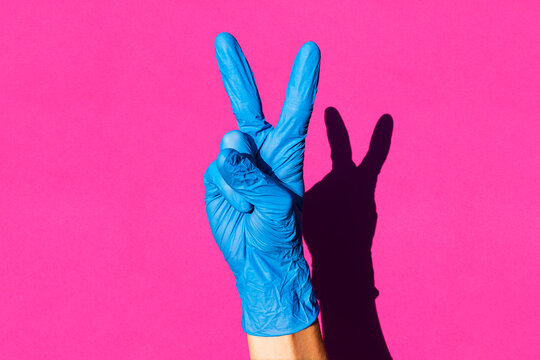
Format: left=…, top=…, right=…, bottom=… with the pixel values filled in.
left=204, top=32, right=321, bottom=336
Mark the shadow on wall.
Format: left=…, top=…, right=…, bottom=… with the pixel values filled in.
left=303, top=107, right=394, bottom=360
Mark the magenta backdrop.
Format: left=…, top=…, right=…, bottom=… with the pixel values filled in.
left=1, top=1, right=539, bottom=359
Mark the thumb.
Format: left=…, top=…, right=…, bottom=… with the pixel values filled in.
left=217, top=148, right=293, bottom=218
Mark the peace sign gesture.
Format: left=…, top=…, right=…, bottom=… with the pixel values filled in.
left=203, top=32, right=321, bottom=336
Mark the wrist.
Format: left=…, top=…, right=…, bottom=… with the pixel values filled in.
left=247, top=318, right=327, bottom=360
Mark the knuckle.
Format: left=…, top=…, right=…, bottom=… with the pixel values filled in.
left=220, top=130, right=256, bottom=155
left=220, top=130, right=243, bottom=148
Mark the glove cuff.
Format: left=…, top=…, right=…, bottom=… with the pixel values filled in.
left=237, top=259, right=320, bottom=337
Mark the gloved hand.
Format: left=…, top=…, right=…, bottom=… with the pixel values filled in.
left=203, top=32, right=321, bottom=336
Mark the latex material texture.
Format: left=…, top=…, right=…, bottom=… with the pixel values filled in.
left=203, top=32, right=321, bottom=336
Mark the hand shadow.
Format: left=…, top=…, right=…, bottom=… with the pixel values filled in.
left=303, top=107, right=394, bottom=359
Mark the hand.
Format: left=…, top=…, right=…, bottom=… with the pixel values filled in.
left=203, top=32, right=321, bottom=336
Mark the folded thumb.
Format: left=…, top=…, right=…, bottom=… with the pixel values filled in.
left=217, top=149, right=293, bottom=217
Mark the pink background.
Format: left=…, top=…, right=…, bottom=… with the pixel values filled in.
left=1, top=1, right=539, bottom=359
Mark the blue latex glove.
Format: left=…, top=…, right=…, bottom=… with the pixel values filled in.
left=203, top=32, right=321, bottom=336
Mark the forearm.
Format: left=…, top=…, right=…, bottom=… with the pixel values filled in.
left=247, top=318, right=327, bottom=360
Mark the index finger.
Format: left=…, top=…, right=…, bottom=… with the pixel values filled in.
left=215, top=33, right=272, bottom=144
